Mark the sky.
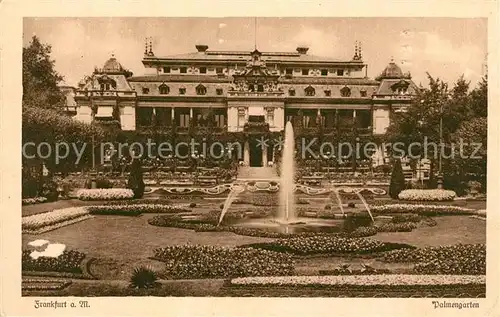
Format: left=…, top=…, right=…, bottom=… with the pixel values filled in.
left=23, top=17, right=487, bottom=88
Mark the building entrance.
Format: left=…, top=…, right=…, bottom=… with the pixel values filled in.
left=249, top=138, right=263, bottom=167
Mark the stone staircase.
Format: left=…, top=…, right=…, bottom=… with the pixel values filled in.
left=237, top=166, right=279, bottom=181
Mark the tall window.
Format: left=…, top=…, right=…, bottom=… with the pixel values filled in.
left=163, top=67, right=171, bottom=73
left=324, top=90, right=331, bottom=97
left=302, top=69, right=309, bottom=76
left=285, top=69, right=293, bottom=75
left=216, top=88, right=223, bottom=95
left=340, top=86, right=351, bottom=97
left=196, top=84, right=207, bottom=95
left=180, top=67, right=187, bottom=74
left=179, top=87, right=186, bottom=95
left=266, top=108, right=275, bottom=126
left=216, top=67, right=223, bottom=74
left=305, top=86, right=315, bottom=96
left=179, top=113, right=190, bottom=127
left=238, top=108, right=246, bottom=128
left=100, top=83, right=111, bottom=90
left=257, top=84, right=264, bottom=92
left=159, top=84, right=170, bottom=95
left=199, top=67, right=207, bottom=74
left=321, top=69, right=328, bottom=76
left=214, top=114, right=225, bottom=127
left=302, top=116, right=311, bottom=128
left=360, top=90, right=367, bottom=97
left=337, top=69, right=344, bottom=76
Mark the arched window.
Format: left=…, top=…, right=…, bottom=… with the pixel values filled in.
left=196, top=84, right=207, bottom=95
left=305, top=86, right=315, bottom=96
left=158, top=84, right=170, bottom=95
left=340, top=86, right=351, bottom=97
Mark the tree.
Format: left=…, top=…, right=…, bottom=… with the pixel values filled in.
left=469, top=76, right=487, bottom=118
left=389, top=158, right=405, bottom=199
left=127, top=158, right=145, bottom=199
left=23, top=36, right=64, bottom=109
left=448, top=117, right=487, bottom=192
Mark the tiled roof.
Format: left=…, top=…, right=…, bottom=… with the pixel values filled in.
left=127, top=74, right=380, bottom=86
left=279, top=77, right=379, bottom=85
left=128, top=74, right=231, bottom=83
left=145, top=50, right=361, bottom=64
left=375, top=79, right=419, bottom=95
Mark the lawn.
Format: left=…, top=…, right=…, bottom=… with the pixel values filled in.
left=22, top=213, right=272, bottom=280
left=21, top=195, right=487, bottom=289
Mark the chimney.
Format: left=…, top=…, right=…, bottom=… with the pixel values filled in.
left=296, top=46, right=309, bottom=55
left=196, top=44, right=209, bottom=53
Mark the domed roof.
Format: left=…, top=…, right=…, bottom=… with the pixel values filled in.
left=380, top=61, right=404, bottom=79
left=102, top=55, right=124, bottom=73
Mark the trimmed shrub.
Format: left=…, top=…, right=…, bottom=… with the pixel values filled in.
left=40, top=179, right=59, bottom=202
left=370, top=204, right=475, bottom=216
left=398, top=189, right=456, bottom=201
left=77, top=188, right=134, bottom=201
left=389, top=159, right=405, bottom=199
left=85, top=177, right=113, bottom=189
left=127, top=159, right=145, bottom=199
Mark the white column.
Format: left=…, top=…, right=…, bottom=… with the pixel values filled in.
left=262, top=145, right=268, bottom=167
left=244, top=140, right=250, bottom=166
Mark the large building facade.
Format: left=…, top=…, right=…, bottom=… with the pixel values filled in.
left=73, top=42, right=419, bottom=167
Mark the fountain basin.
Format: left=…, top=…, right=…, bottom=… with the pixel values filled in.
left=232, top=217, right=346, bottom=234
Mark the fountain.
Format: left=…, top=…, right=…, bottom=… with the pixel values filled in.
left=216, top=121, right=375, bottom=233
left=218, top=189, right=239, bottom=226
left=278, top=121, right=296, bottom=223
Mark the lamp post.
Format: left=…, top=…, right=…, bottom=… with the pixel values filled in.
left=437, top=101, right=444, bottom=189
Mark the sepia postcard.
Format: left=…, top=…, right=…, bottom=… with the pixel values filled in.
left=0, top=0, right=499, bottom=316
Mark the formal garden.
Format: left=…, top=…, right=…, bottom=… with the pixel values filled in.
left=21, top=36, right=487, bottom=297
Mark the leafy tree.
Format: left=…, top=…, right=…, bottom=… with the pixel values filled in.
left=23, top=36, right=64, bottom=109
left=389, top=158, right=405, bottom=199
left=447, top=117, right=487, bottom=192
left=469, top=76, right=487, bottom=118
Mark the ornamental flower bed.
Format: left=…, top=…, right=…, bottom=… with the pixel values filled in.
left=22, top=207, right=89, bottom=232
left=381, top=244, right=486, bottom=275
left=249, top=236, right=394, bottom=255
left=398, top=189, right=456, bottom=201
left=152, top=245, right=294, bottom=279
left=22, top=197, right=48, bottom=205
left=370, top=204, right=475, bottom=216
left=230, top=274, right=485, bottom=286
left=76, top=188, right=134, bottom=201
left=148, top=215, right=320, bottom=238
left=22, top=250, right=85, bottom=273
left=87, top=204, right=191, bottom=216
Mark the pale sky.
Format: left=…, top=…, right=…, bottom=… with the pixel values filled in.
left=23, top=17, right=487, bottom=88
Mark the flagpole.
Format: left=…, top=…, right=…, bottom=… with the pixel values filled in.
left=254, top=17, right=257, bottom=49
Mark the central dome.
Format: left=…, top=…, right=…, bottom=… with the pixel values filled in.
left=379, top=61, right=404, bottom=79
left=102, top=56, right=124, bottom=73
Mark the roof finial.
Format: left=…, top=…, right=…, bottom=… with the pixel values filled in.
left=353, top=41, right=359, bottom=60
left=144, top=37, right=148, bottom=55
left=358, top=41, right=362, bottom=60
left=148, top=37, right=153, bottom=56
